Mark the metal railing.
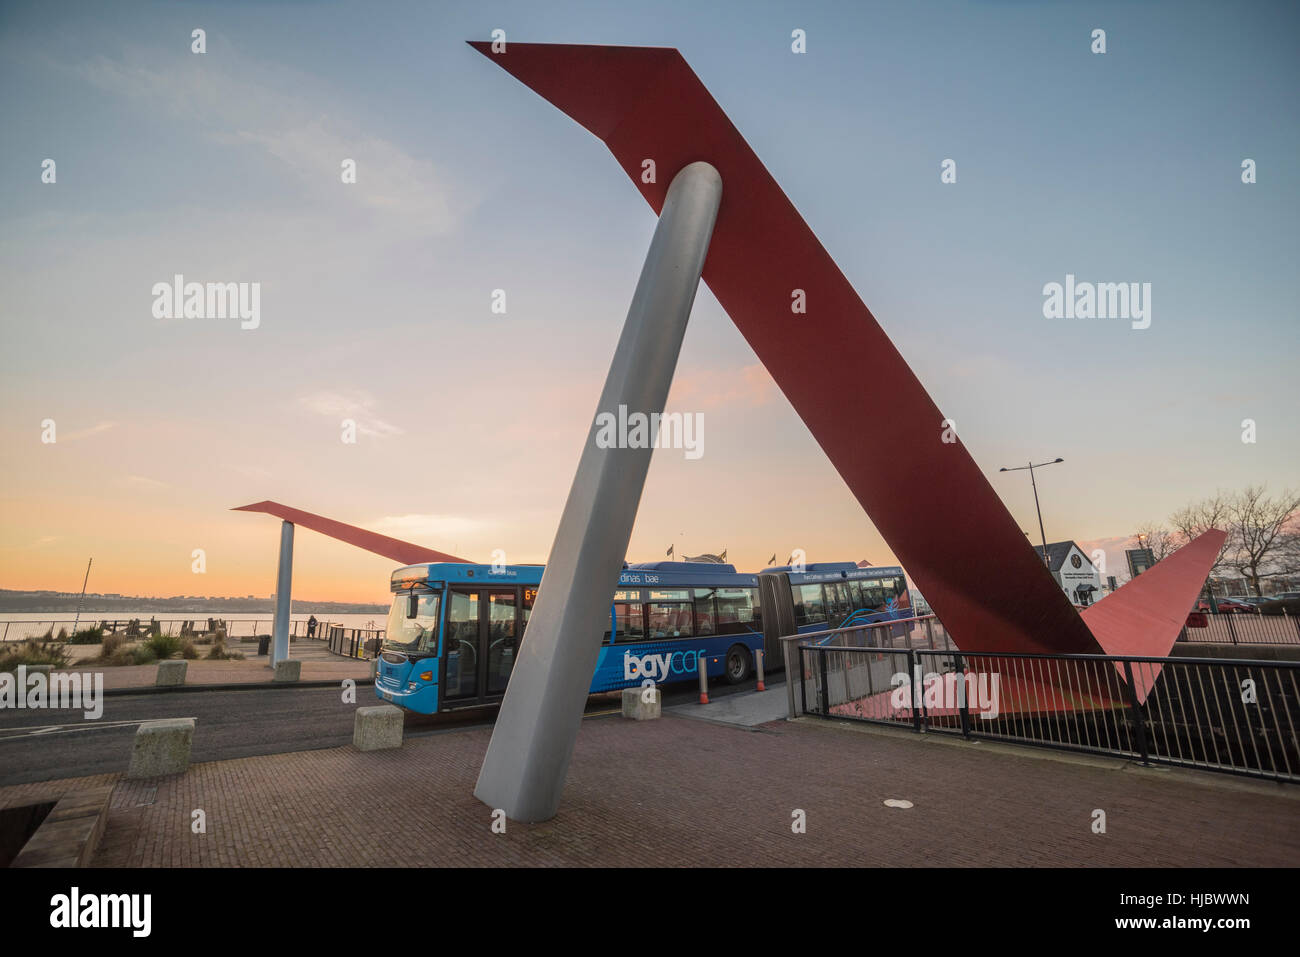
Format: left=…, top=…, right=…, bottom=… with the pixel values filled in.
left=325, top=626, right=385, bottom=660
left=0, top=617, right=357, bottom=642
left=795, top=642, right=1300, bottom=783
left=794, top=613, right=956, bottom=650
left=1179, top=610, right=1300, bottom=645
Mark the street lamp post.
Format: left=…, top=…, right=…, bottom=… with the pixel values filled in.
left=999, top=458, right=1065, bottom=569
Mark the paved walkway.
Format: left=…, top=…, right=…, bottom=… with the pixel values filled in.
left=1, top=711, right=1294, bottom=867
left=48, top=640, right=369, bottom=690
left=666, top=684, right=791, bottom=726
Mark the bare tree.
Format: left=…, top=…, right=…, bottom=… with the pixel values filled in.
left=1168, top=491, right=1232, bottom=572
left=1274, top=523, right=1300, bottom=578
left=1132, top=523, right=1176, bottom=561
left=1224, top=485, right=1300, bottom=596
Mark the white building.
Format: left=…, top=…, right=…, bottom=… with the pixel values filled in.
left=1034, top=541, right=1103, bottom=606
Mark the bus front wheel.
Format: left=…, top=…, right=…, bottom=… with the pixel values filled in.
left=724, top=644, right=752, bottom=685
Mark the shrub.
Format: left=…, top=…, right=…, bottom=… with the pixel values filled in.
left=106, top=649, right=136, bottom=668
left=100, top=633, right=126, bottom=658
left=205, top=640, right=245, bottom=661
left=0, top=638, right=71, bottom=674
left=69, top=625, right=105, bottom=645
left=56, top=627, right=69, bottom=641
left=143, top=633, right=183, bottom=660
left=131, top=646, right=157, bottom=666
left=181, top=640, right=199, bottom=660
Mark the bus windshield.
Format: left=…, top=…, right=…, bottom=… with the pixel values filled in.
left=383, top=592, right=441, bottom=654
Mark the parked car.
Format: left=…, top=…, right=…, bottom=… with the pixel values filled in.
left=1213, top=598, right=1255, bottom=613
left=1255, top=597, right=1300, bottom=616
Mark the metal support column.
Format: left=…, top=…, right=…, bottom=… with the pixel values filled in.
left=271, top=520, right=294, bottom=667
left=473, top=161, right=722, bottom=822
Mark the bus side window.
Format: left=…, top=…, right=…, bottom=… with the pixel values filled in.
left=520, top=587, right=536, bottom=639
left=796, top=584, right=826, bottom=626
left=693, top=589, right=716, bottom=636
left=613, top=593, right=644, bottom=641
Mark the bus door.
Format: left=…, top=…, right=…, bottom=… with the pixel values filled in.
left=442, top=587, right=524, bottom=706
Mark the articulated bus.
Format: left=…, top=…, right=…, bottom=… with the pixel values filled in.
left=376, top=559, right=910, bottom=714
left=757, top=561, right=912, bottom=644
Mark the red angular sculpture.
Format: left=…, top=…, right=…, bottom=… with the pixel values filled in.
left=468, top=41, right=1223, bottom=674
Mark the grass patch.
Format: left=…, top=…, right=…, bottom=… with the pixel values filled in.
left=131, top=646, right=157, bottom=666
left=0, top=638, right=71, bottom=674
left=68, top=625, right=105, bottom=645
left=143, top=633, right=183, bottom=660
left=205, top=640, right=244, bottom=661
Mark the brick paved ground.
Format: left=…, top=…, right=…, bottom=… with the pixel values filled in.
left=1, top=714, right=1295, bottom=867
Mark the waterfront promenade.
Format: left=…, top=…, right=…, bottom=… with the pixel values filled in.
left=1, top=707, right=1294, bottom=867
left=52, top=640, right=370, bottom=691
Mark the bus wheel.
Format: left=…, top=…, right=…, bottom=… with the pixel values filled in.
left=724, top=644, right=752, bottom=684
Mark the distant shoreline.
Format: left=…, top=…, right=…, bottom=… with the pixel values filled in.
left=0, top=590, right=387, bottom=616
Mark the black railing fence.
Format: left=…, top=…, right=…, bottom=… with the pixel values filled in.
left=325, top=626, right=385, bottom=660
left=796, top=643, right=1299, bottom=783
left=1179, top=610, right=1300, bottom=645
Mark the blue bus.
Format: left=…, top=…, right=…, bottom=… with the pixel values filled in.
left=755, top=561, right=913, bottom=644
left=376, top=558, right=911, bottom=714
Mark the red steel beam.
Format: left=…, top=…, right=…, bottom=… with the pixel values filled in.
left=232, top=500, right=468, bottom=566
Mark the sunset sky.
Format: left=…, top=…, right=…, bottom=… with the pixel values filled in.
left=2, top=0, right=1297, bottom=605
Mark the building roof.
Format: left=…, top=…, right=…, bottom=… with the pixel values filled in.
left=1033, top=541, right=1082, bottom=573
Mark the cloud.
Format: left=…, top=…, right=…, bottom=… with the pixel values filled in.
left=235, top=119, right=454, bottom=235
left=668, top=363, right=780, bottom=409
left=297, top=390, right=403, bottom=438
left=366, top=514, right=496, bottom=544
left=77, top=48, right=456, bottom=237
left=1076, top=535, right=1136, bottom=580
left=58, top=421, right=116, bottom=442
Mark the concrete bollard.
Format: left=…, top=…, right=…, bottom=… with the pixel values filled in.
left=621, top=685, right=661, bottom=720
left=128, top=717, right=195, bottom=779
left=353, top=705, right=404, bottom=751
left=272, top=658, right=302, bottom=683
left=698, top=657, right=710, bottom=705
left=756, top=649, right=766, bottom=692
left=156, top=660, right=187, bottom=687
